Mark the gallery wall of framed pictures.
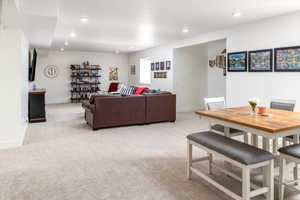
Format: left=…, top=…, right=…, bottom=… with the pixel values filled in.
left=227, top=45, right=300, bottom=73
left=151, top=60, right=171, bottom=79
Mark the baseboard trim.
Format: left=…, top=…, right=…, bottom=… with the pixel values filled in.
left=0, top=123, right=28, bottom=150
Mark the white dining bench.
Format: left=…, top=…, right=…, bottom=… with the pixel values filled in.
left=187, top=131, right=275, bottom=200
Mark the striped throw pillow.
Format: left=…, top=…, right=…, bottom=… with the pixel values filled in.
left=120, top=86, right=136, bottom=95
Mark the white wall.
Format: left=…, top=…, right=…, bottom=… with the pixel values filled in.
left=173, top=39, right=226, bottom=112
left=33, top=50, right=129, bottom=104
left=128, top=46, right=173, bottom=91
left=0, top=0, right=29, bottom=149
left=129, top=11, right=300, bottom=111
left=226, top=13, right=300, bottom=110
left=174, top=44, right=208, bottom=112
left=207, top=39, right=226, bottom=98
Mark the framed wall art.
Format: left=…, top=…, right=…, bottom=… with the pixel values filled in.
left=160, top=61, right=165, bottom=70
left=248, top=49, right=273, bottom=72
left=154, top=72, right=167, bottom=79
left=151, top=63, right=155, bottom=71
left=227, top=51, right=247, bottom=72
left=166, top=61, right=171, bottom=70
left=109, top=67, right=118, bottom=80
left=155, top=62, right=159, bottom=71
left=130, top=65, right=136, bottom=75
left=275, top=46, right=300, bottom=72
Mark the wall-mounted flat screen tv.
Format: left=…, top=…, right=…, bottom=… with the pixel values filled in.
left=29, top=48, right=37, bottom=82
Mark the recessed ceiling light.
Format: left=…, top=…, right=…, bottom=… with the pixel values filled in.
left=232, top=11, right=242, bottom=17
left=80, top=17, right=89, bottom=23
left=60, top=48, right=64, bottom=51
left=64, top=41, right=69, bottom=46
left=70, top=32, right=76, bottom=37
left=182, top=28, right=189, bottom=33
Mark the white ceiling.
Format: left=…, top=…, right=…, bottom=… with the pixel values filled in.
left=15, top=0, right=300, bottom=53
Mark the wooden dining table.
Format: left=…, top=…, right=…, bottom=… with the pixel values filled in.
left=196, top=106, right=300, bottom=199
left=196, top=106, right=300, bottom=153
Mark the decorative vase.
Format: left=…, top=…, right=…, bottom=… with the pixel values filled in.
left=248, top=98, right=260, bottom=115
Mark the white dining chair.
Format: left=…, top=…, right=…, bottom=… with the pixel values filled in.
left=270, top=99, right=298, bottom=182
left=204, top=97, right=249, bottom=143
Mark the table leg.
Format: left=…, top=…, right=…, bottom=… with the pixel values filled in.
left=263, top=137, right=271, bottom=192
left=293, top=135, right=299, bottom=185
left=243, top=132, right=250, bottom=144
left=224, top=127, right=230, bottom=138
left=252, top=134, right=259, bottom=148
left=263, top=137, right=271, bottom=152
left=272, top=138, right=278, bottom=155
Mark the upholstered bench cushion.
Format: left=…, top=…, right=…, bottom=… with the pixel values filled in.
left=187, top=131, right=274, bottom=165
left=279, top=144, right=300, bottom=159
left=211, top=124, right=242, bottom=134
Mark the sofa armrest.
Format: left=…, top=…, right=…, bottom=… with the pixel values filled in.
left=82, top=100, right=96, bottom=113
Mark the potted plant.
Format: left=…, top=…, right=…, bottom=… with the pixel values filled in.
left=248, top=98, right=260, bottom=115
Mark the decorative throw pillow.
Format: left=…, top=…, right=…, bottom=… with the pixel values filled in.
left=120, top=86, right=136, bottom=95
left=108, top=82, right=119, bottom=93
left=135, top=87, right=148, bottom=95
left=118, top=84, right=126, bottom=92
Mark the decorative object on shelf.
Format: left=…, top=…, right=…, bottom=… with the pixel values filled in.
left=32, top=84, right=37, bottom=91
left=209, top=48, right=227, bottom=76
left=160, top=61, right=165, bottom=70
left=216, top=55, right=226, bottom=69
left=109, top=67, right=118, bottom=80
left=151, top=63, right=155, bottom=71
left=83, top=61, right=90, bottom=69
left=44, top=65, right=58, bottom=79
left=227, top=51, right=247, bottom=72
left=155, top=62, right=159, bottom=70
left=166, top=61, right=171, bottom=70
left=248, top=98, right=260, bottom=115
left=154, top=72, right=167, bottom=79
left=130, top=65, right=136, bottom=75
left=209, top=60, right=216, bottom=67
left=209, top=49, right=226, bottom=68
left=275, top=46, right=300, bottom=72
left=249, top=49, right=273, bottom=72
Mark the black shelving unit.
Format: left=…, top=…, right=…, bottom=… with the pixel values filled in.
left=70, top=64, right=102, bottom=103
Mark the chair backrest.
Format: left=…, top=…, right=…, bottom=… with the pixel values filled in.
left=270, top=99, right=296, bottom=112
left=204, top=97, right=225, bottom=111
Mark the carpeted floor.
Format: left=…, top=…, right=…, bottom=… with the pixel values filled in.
left=0, top=104, right=299, bottom=200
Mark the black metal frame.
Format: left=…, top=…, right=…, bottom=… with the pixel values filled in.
left=248, top=49, right=273, bottom=72
left=160, top=61, right=165, bottom=70
left=155, top=62, right=159, bottom=71
left=227, top=51, right=247, bottom=72
left=274, top=45, right=300, bottom=72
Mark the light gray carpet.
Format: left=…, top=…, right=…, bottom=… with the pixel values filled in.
left=0, top=104, right=299, bottom=200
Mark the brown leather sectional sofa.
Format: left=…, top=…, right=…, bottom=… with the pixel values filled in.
left=82, top=92, right=176, bottom=130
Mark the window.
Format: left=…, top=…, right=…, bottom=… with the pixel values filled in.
left=139, top=58, right=151, bottom=84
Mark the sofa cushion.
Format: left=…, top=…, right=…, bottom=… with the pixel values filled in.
left=108, top=82, right=119, bottom=93
left=89, top=94, right=118, bottom=104
left=135, top=87, right=148, bottom=95
left=120, top=86, right=136, bottom=95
